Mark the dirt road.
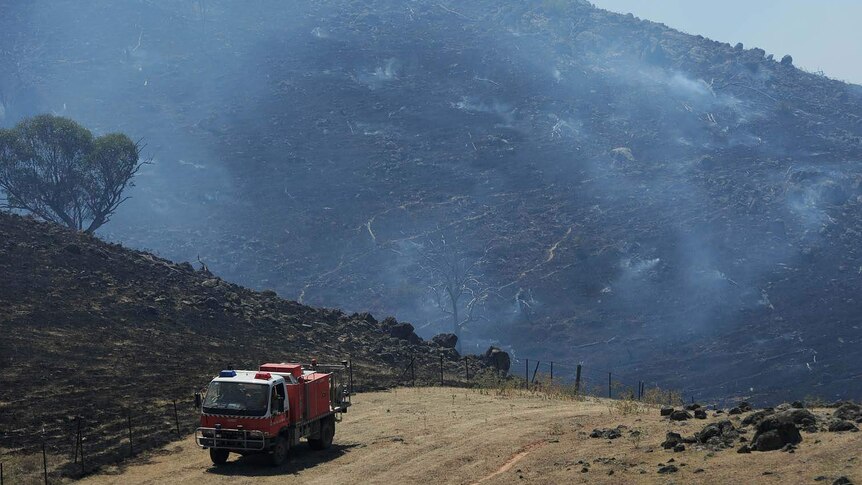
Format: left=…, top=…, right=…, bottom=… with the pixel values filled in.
left=80, top=388, right=862, bottom=484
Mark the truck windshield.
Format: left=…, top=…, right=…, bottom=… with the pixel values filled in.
left=202, top=382, right=270, bottom=417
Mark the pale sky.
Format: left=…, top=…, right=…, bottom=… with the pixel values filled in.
left=593, top=0, right=862, bottom=85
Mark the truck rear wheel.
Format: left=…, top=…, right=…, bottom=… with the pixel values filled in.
left=209, top=448, right=229, bottom=465
left=270, top=437, right=289, bottom=466
left=308, top=416, right=335, bottom=450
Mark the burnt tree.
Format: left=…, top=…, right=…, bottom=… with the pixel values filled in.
left=419, top=233, right=491, bottom=354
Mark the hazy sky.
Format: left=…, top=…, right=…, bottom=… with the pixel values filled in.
left=593, top=0, right=862, bottom=85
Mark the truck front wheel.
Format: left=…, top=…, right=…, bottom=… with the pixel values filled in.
left=308, top=416, right=335, bottom=450
left=209, top=448, right=229, bottom=465
left=270, top=437, right=289, bottom=466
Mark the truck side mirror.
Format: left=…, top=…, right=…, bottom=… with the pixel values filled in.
left=194, top=392, right=202, bottom=409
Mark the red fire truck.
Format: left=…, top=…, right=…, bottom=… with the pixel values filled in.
left=195, top=360, right=352, bottom=466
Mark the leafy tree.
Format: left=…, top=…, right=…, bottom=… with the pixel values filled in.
left=0, top=114, right=144, bottom=233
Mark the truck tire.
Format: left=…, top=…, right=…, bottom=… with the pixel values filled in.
left=308, top=416, right=335, bottom=450
left=209, top=448, right=229, bottom=465
left=269, top=436, right=289, bottom=466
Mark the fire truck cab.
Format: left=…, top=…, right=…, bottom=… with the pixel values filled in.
left=195, top=361, right=351, bottom=466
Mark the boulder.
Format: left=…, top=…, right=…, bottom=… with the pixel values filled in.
left=483, top=347, right=511, bottom=373
left=828, top=420, right=859, bottom=432
left=669, top=410, right=692, bottom=421
left=737, top=444, right=751, bottom=453
left=431, top=333, right=458, bottom=349
left=781, top=54, right=793, bottom=66
left=673, top=443, right=685, bottom=452
left=742, top=409, right=774, bottom=427
left=694, top=409, right=707, bottom=419
left=660, top=406, right=674, bottom=417
left=590, top=427, right=622, bottom=439
left=751, top=414, right=802, bottom=451
left=661, top=432, right=683, bottom=449
left=696, top=420, right=738, bottom=448
left=834, top=403, right=861, bottom=421
left=738, top=401, right=753, bottom=412
left=684, top=403, right=702, bottom=411
left=388, top=322, right=422, bottom=345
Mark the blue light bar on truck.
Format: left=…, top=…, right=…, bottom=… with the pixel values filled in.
left=219, top=370, right=237, bottom=378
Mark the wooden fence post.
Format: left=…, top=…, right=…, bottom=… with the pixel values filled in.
left=127, top=412, right=133, bottom=456
left=173, top=400, right=180, bottom=435
left=531, top=360, right=541, bottom=384
left=575, top=364, right=582, bottom=393
left=549, top=362, right=553, bottom=382
left=42, top=441, right=48, bottom=485
left=439, top=354, right=444, bottom=386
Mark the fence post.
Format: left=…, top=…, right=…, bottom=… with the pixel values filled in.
left=439, top=353, right=444, bottom=386
left=42, top=441, right=48, bottom=485
left=525, top=359, right=529, bottom=388
left=173, top=400, right=180, bottom=435
left=127, top=411, right=134, bottom=456
left=608, top=372, right=612, bottom=399
left=531, top=360, right=540, bottom=384
left=549, top=362, right=553, bottom=382
left=410, top=357, right=416, bottom=387
left=575, top=364, right=582, bottom=393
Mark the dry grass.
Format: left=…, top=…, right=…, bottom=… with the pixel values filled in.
left=71, top=387, right=861, bottom=485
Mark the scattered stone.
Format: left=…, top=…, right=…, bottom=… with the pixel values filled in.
left=729, top=407, right=743, bottom=415
left=742, top=409, right=774, bottom=427
left=483, top=347, right=511, bottom=373
left=694, top=468, right=705, bottom=474
left=791, top=401, right=805, bottom=409
left=833, top=477, right=853, bottom=485
left=661, top=432, right=684, bottom=449
left=660, top=406, right=674, bottom=417
left=430, top=333, right=457, bottom=349
left=658, top=465, right=678, bottom=474
left=738, top=444, right=751, bottom=454
left=751, top=413, right=803, bottom=451
left=828, top=420, right=859, bottom=432
left=696, top=420, right=739, bottom=449
left=590, top=427, right=622, bottom=439
left=781, top=443, right=797, bottom=453
left=685, top=403, right=701, bottom=411
left=694, top=409, right=707, bottom=419
left=834, top=403, right=861, bottom=421
left=388, top=322, right=422, bottom=344
left=673, top=443, right=685, bottom=453
left=738, top=402, right=753, bottom=412
left=670, top=410, right=692, bottom=421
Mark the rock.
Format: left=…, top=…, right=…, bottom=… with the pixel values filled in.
left=729, top=407, right=742, bottom=415
left=694, top=409, right=707, bottom=419
left=669, top=410, right=692, bottom=421
left=781, top=443, right=797, bottom=452
left=178, top=261, right=195, bottom=272
left=834, top=403, right=861, bottom=421
left=833, top=477, right=853, bottom=485
left=828, top=420, right=859, bottom=432
left=696, top=420, right=739, bottom=449
left=738, top=401, right=753, bottom=412
left=483, top=347, right=511, bottom=373
left=775, top=403, right=791, bottom=412
left=684, top=403, right=701, bottom=411
left=791, top=401, right=805, bottom=409
left=781, top=54, right=793, bottom=66
left=737, top=444, right=751, bottom=453
left=590, top=427, right=622, bottom=439
left=734, top=42, right=744, bottom=51
left=389, top=323, right=422, bottom=344
left=742, top=409, right=774, bottom=427
left=657, top=465, right=678, bottom=474
left=673, top=443, right=685, bottom=452
left=661, top=432, right=683, bottom=449
left=751, top=413, right=803, bottom=451
left=431, top=333, right=457, bottom=349
left=660, top=406, right=674, bottom=417
left=201, top=278, right=220, bottom=288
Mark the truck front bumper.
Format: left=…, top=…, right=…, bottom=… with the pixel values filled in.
left=195, top=427, right=267, bottom=451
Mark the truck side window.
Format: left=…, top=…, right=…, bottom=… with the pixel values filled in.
left=276, top=383, right=287, bottom=412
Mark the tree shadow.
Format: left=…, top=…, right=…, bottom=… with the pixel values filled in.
left=204, top=442, right=360, bottom=477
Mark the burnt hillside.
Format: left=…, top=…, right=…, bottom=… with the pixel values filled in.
left=1, top=0, right=861, bottom=403
left=0, top=212, right=476, bottom=471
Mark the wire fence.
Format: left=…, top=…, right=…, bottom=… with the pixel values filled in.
left=2, top=354, right=693, bottom=484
